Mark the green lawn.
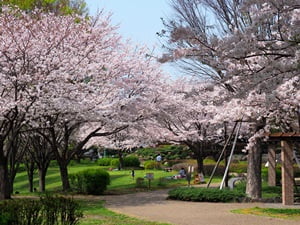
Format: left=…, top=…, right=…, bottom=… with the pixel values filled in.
left=13, top=162, right=100, bottom=193
left=13, top=161, right=195, bottom=195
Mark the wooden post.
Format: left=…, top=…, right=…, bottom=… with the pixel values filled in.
left=281, top=141, right=294, bottom=205
left=268, top=143, right=277, bottom=186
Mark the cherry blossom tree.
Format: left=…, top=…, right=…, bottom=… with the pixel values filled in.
left=160, top=0, right=299, bottom=198
left=77, top=53, right=168, bottom=170
left=141, top=78, right=228, bottom=174
left=0, top=6, right=166, bottom=197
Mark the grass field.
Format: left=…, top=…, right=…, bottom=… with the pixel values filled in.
left=13, top=160, right=194, bottom=195
left=232, top=207, right=300, bottom=220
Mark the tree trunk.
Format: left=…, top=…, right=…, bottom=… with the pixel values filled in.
left=118, top=151, right=123, bottom=170
left=0, top=151, right=10, bottom=199
left=9, top=163, right=19, bottom=194
left=25, top=161, right=35, bottom=192
left=58, top=161, right=70, bottom=191
left=196, top=155, right=204, bottom=174
left=38, top=168, right=47, bottom=192
left=187, top=142, right=204, bottom=174
left=246, top=139, right=262, bottom=199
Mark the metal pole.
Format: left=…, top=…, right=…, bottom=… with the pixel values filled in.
left=220, top=121, right=242, bottom=189
left=207, top=121, right=238, bottom=188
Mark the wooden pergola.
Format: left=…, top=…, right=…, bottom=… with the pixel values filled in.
left=267, top=132, right=300, bottom=205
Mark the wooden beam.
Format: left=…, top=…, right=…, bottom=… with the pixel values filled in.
left=281, top=141, right=294, bottom=205
left=268, top=143, right=277, bottom=186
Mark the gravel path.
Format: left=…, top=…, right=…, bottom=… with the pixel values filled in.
left=101, top=189, right=300, bottom=225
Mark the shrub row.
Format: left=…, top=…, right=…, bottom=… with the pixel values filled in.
left=168, top=187, right=245, bottom=202
left=98, top=156, right=140, bottom=167
left=69, top=169, right=110, bottom=195
left=0, top=195, right=82, bottom=225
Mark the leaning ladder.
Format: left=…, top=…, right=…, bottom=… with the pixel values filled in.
left=219, top=121, right=243, bottom=190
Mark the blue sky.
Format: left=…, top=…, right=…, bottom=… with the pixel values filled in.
left=85, top=0, right=172, bottom=47
left=85, top=0, right=179, bottom=76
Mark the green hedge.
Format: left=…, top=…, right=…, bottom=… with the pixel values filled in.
left=70, top=169, right=110, bottom=195
left=0, top=195, right=82, bottom=225
left=123, top=156, right=140, bottom=167
left=168, top=187, right=245, bottom=202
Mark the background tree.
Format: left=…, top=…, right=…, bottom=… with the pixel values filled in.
left=0, top=0, right=88, bottom=15
left=160, top=0, right=299, bottom=199
left=0, top=5, right=166, bottom=197
left=145, top=78, right=242, bottom=175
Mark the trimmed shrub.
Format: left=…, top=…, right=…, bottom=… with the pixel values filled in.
left=123, top=156, right=140, bottom=167
left=40, top=195, right=82, bottom=225
left=0, top=196, right=82, bottom=225
left=70, top=169, right=110, bottom=195
left=110, top=159, right=120, bottom=168
left=168, top=187, right=245, bottom=202
left=144, top=160, right=161, bottom=169
left=0, top=199, right=43, bottom=225
left=98, top=158, right=113, bottom=166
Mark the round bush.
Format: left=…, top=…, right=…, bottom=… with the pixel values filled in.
left=123, top=156, right=140, bottom=167
left=144, top=160, right=161, bottom=169
left=70, top=169, right=110, bottom=195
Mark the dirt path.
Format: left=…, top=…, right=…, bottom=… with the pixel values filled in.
left=101, top=189, right=300, bottom=225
